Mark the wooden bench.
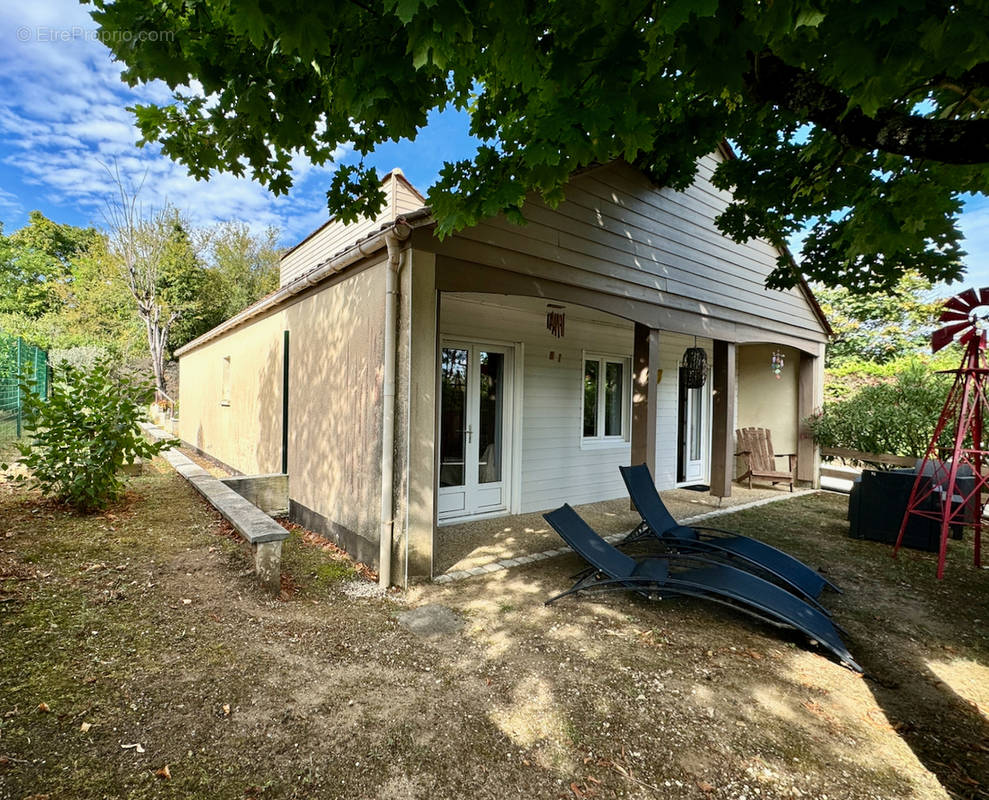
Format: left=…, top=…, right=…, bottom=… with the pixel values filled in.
left=735, top=427, right=796, bottom=492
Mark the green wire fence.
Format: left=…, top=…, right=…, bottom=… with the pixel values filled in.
left=0, top=332, right=49, bottom=442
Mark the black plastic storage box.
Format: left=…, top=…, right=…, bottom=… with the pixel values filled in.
left=848, top=470, right=944, bottom=552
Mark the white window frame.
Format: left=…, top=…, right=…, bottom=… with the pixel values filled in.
left=580, top=351, right=631, bottom=448
left=220, top=355, right=231, bottom=407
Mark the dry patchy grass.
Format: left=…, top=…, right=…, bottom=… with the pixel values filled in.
left=0, top=468, right=987, bottom=800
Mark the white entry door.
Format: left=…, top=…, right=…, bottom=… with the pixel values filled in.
left=437, top=342, right=514, bottom=520
left=678, top=374, right=710, bottom=484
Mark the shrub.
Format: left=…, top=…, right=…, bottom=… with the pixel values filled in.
left=824, top=347, right=961, bottom=402
left=49, top=345, right=112, bottom=372
left=2, top=359, right=178, bottom=511
left=809, top=360, right=952, bottom=463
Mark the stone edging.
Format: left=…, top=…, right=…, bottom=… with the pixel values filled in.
left=433, top=489, right=815, bottom=584
left=141, top=423, right=287, bottom=593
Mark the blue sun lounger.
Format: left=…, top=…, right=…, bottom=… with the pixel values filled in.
left=620, top=464, right=840, bottom=605
left=543, top=503, right=861, bottom=672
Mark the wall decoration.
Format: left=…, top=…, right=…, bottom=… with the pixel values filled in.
left=771, top=349, right=785, bottom=379
left=546, top=303, right=566, bottom=338
left=680, top=340, right=708, bottom=388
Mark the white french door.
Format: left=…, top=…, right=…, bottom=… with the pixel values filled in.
left=682, top=381, right=707, bottom=482
left=677, top=372, right=710, bottom=485
left=437, top=341, right=514, bottom=520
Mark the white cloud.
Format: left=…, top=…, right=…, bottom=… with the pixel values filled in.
left=0, top=0, right=345, bottom=244
left=0, top=187, right=22, bottom=217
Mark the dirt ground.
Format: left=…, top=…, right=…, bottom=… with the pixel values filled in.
left=1, top=462, right=987, bottom=799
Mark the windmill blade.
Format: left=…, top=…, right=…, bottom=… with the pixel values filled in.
left=979, top=287, right=989, bottom=306
left=932, top=327, right=956, bottom=353
left=940, top=309, right=971, bottom=323
left=946, top=294, right=978, bottom=313
left=957, top=327, right=977, bottom=348
left=933, top=320, right=974, bottom=353
left=959, top=288, right=980, bottom=309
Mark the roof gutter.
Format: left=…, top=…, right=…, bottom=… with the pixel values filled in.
left=174, top=218, right=419, bottom=358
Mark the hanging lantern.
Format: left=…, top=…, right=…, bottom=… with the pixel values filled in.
left=771, top=349, right=785, bottom=379
left=680, top=344, right=708, bottom=388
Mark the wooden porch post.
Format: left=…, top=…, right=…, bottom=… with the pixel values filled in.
left=631, top=323, right=660, bottom=477
left=798, top=352, right=822, bottom=487
left=711, top=340, right=736, bottom=498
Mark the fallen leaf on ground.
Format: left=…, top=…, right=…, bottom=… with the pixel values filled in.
left=36, top=702, right=50, bottom=713
left=121, top=743, right=145, bottom=754
left=181, top=598, right=192, bottom=605
left=80, top=722, right=91, bottom=733
left=697, top=779, right=715, bottom=792
left=222, top=704, right=231, bottom=716
left=155, top=765, right=171, bottom=780
left=570, top=782, right=585, bottom=798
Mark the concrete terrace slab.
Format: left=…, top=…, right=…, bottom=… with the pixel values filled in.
left=435, top=485, right=814, bottom=579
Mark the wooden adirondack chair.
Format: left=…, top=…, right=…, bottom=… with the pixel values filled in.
left=735, top=427, right=796, bottom=492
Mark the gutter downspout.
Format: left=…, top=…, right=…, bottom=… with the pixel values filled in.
left=379, top=222, right=411, bottom=588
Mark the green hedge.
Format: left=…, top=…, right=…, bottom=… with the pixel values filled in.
left=810, top=360, right=953, bottom=462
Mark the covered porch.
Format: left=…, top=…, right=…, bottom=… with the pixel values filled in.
left=434, top=482, right=810, bottom=577
left=416, top=280, right=825, bottom=581
left=396, top=219, right=828, bottom=584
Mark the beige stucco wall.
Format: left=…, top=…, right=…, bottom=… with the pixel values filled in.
left=178, top=260, right=389, bottom=563
left=284, top=263, right=386, bottom=559
left=736, top=344, right=800, bottom=475
left=178, top=309, right=287, bottom=474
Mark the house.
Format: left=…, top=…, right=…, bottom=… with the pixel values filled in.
left=175, top=147, right=830, bottom=586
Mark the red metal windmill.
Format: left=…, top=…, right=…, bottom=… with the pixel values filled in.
left=894, top=287, right=988, bottom=578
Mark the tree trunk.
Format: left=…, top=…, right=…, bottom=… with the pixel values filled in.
left=143, top=315, right=167, bottom=393
left=745, top=53, right=989, bottom=164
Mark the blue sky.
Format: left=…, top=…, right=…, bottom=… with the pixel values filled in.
left=1, top=0, right=988, bottom=287
left=0, top=0, right=479, bottom=246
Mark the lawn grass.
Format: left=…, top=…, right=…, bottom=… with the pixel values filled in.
left=1, top=466, right=986, bottom=799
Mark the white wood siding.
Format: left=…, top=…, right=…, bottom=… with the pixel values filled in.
left=279, top=172, right=425, bottom=286
left=395, top=182, right=425, bottom=215
left=280, top=210, right=391, bottom=286
left=433, top=153, right=826, bottom=348
left=441, top=295, right=632, bottom=511
left=441, top=295, right=707, bottom=513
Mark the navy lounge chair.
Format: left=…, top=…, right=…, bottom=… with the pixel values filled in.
left=543, top=504, right=861, bottom=672
left=620, top=464, right=840, bottom=604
